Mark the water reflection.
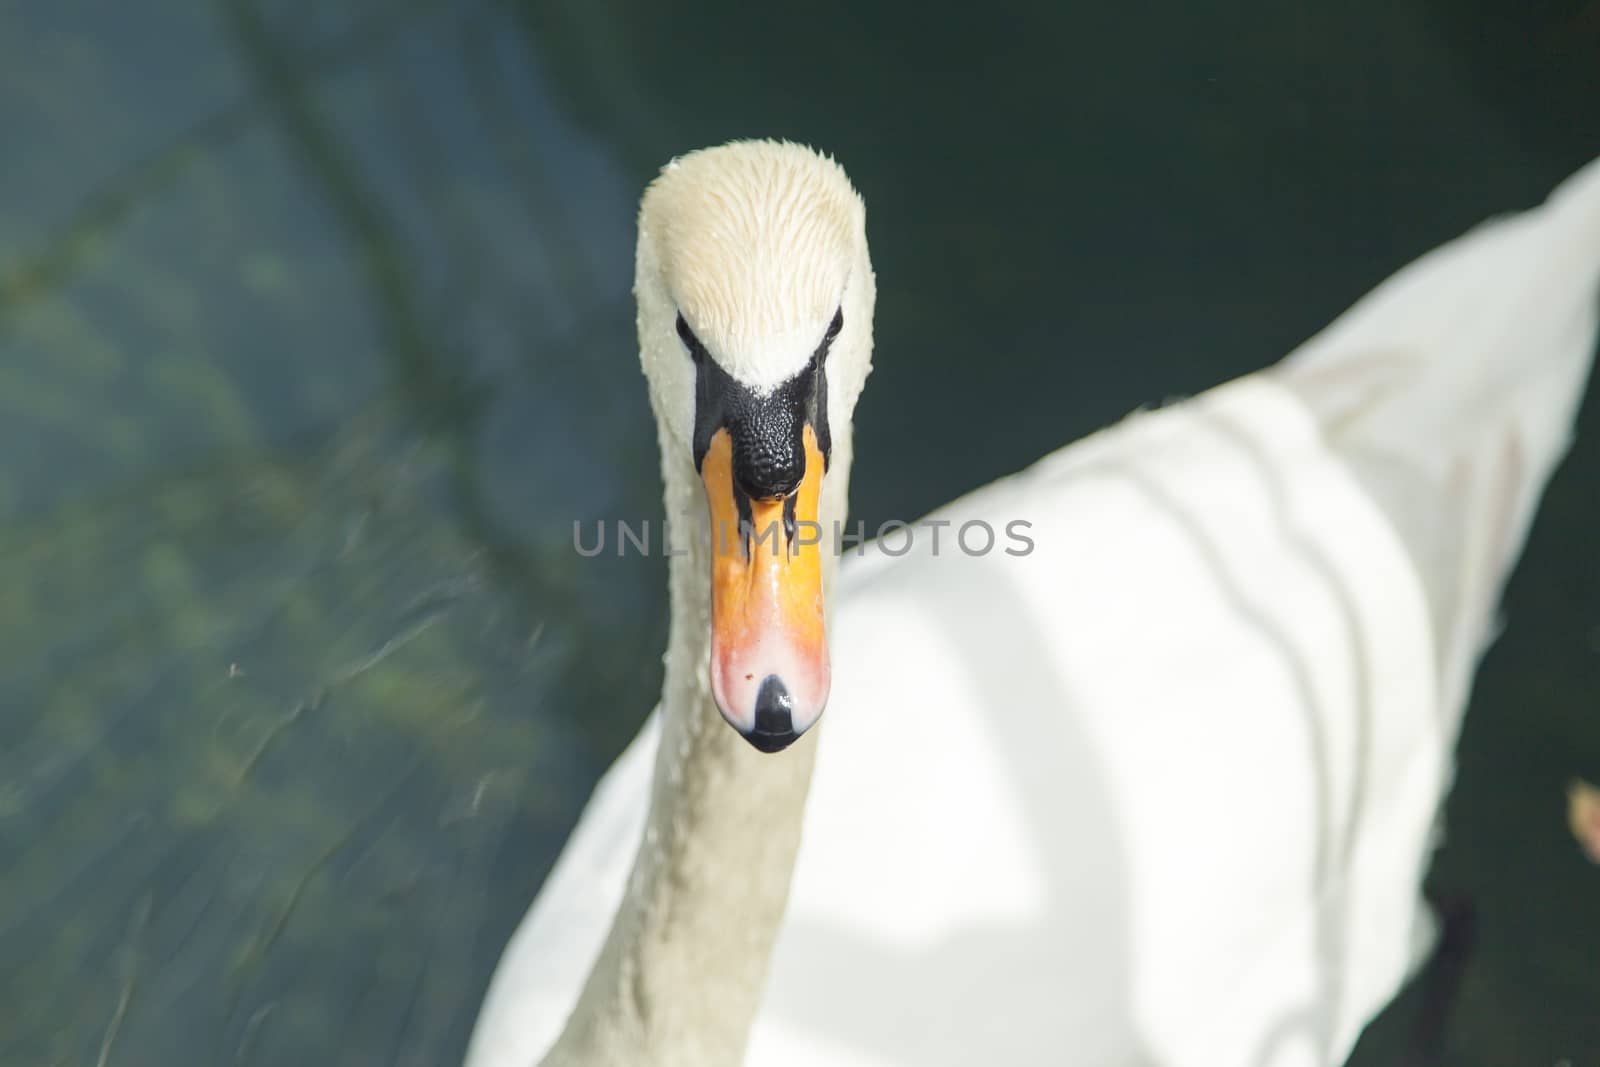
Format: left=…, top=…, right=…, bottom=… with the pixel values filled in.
left=1, top=2, right=659, bottom=1062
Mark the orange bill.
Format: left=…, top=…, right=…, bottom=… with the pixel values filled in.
left=700, top=426, right=830, bottom=751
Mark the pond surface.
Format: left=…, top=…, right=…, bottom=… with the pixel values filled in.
left=1, top=1, right=1596, bottom=1064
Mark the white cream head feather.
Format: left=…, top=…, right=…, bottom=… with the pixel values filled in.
left=632, top=140, right=874, bottom=751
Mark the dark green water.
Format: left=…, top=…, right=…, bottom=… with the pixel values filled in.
left=1, top=2, right=1595, bottom=1064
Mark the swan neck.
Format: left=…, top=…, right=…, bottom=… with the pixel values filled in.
left=540, top=438, right=850, bottom=1067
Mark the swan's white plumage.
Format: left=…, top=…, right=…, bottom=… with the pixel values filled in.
left=643, top=141, right=864, bottom=389
left=467, top=154, right=1600, bottom=1067
left=533, top=142, right=873, bottom=1067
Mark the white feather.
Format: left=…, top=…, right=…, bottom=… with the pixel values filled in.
left=467, top=154, right=1600, bottom=1067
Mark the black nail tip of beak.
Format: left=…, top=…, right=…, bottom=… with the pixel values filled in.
left=744, top=727, right=798, bottom=754
left=743, top=675, right=799, bottom=754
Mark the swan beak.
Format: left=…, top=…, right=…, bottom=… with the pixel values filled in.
left=701, top=426, right=830, bottom=752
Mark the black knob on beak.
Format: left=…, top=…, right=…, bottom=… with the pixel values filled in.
left=730, top=415, right=804, bottom=500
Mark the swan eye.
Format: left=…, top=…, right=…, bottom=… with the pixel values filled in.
left=676, top=312, right=705, bottom=363
left=825, top=308, right=844, bottom=342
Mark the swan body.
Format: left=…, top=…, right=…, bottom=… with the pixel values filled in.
left=468, top=148, right=1600, bottom=1066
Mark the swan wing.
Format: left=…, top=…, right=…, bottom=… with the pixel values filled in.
left=756, top=158, right=1600, bottom=1067
left=1273, top=154, right=1600, bottom=720
left=760, top=374, right=1438, bottom=1067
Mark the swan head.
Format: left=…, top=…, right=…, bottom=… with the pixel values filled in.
left=636, top=140, right=874, bottom=753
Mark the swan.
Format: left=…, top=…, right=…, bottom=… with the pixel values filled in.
left=466, top=141, right=1600, bottom=1067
